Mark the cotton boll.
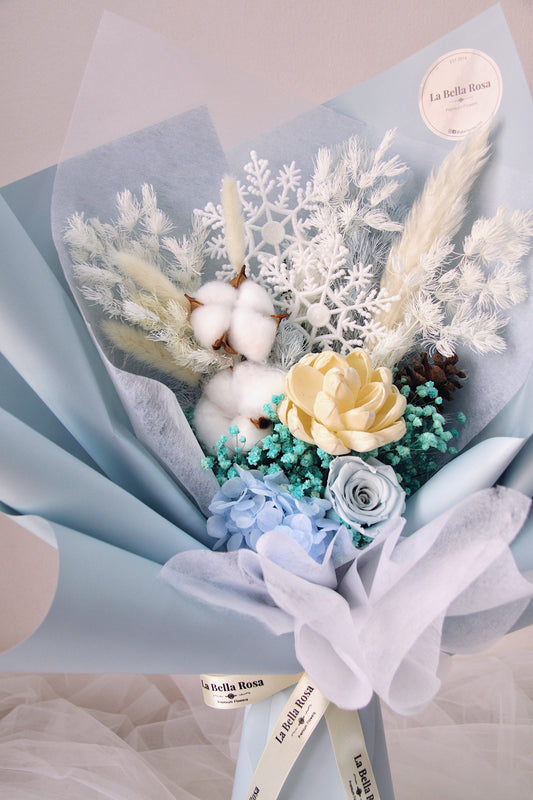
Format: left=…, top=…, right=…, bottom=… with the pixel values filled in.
left=194, top=363, right=286, bottom=453
left=236, top=280, right=275, bottom=315
left=190, top=305, right=233, bottom=350
left=229, top=308, right=278, bottom=362
left=189, top=277, right=281, bottom=361
left=194, top=281, right=236, bottom=306
left=232, top=363, right=285, bottom=419
left=193, top=397, right=232, bottom=451
left=194, top=401, right=265, bottom=454
left=203, top=367, right=238, bottom=415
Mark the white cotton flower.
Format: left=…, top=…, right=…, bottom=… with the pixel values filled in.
left=187, top=275, right=280, bottom=362
left=230, top=363, right=285, bottom=420
left=194, top=362, right=286, bottom=452
left=236, top=279, right=275, bottom=314
left=193, top=398, right=238, bottom=450
left=203, top=365, right=234, bottom=407
left=190, top=304, right=234, bottom=350
left=229, top=308, right=278, bottom=362
left=195, top=281, right=237, bottom=306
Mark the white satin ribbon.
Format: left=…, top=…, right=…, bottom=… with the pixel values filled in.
left=200, top=673, right=301, bottom=708
left=201, top=672, right=381, bottom=800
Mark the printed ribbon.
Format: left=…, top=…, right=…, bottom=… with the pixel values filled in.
left=200, top=672, right=380, bottom=800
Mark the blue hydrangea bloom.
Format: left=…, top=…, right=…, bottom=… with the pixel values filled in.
left=206, top=467, right=344, bottom=562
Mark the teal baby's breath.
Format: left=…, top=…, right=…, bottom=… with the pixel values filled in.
left=362, top=382, right=466, bottom=496
left=201, top=383, right=466, bottom=502
left=204, top=396, right=334, bottom=497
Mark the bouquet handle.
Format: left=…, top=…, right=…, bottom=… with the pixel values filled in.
left=231, top=686, right=394, bottom=800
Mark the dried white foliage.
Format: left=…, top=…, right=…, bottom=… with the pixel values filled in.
left=367, top=129, right=533, bottom=365
left=374, top=127, right=490, bottom=326
left=197, top=132, right=407, bottom=356
left=369, top=204, right=533, bottom=366
left=101, top=320, right=201, bottom=385
left=463, top=205, right=533, bottom=270
left=64, top=185, right=230, bottom=383
left=269, top=318, right=311, bottom=369
left=66, top=133, right=533, bottom=387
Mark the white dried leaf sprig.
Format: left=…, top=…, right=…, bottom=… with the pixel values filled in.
left=433, top=206, right=533, bottom=357
left=64, top=185, right=231, bottom=385
left=197, top=131, right=407, bottom=356
left=368, top=129, right=533, bottom=366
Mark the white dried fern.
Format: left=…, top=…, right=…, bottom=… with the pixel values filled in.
left=64, top=185, right=231, bottom=384
left=369, top=202, right=533, bottom=366
left=368, top=129, right=532, bottom=366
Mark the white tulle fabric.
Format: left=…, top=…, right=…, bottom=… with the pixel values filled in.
left=0, top=674, right=242, bottom=800
left=0, top=630, right=532, bottom=800
left=383, top=626, right=533, bottom=799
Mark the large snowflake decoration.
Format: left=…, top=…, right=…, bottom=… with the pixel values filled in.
left=196, top=132, right=407, bottom=353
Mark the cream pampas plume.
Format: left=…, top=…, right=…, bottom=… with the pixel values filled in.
left=102, top=320, right=200, bottom=385
left=221, top=175, right=247, bottom=272
left=111, top=251, right=189, bottom=310
left=376, top=126, right=490, bottom=330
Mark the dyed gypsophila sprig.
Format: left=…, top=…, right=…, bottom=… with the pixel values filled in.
left=201, top=395, right=335, bottom=499
left=363, top=381, right=466, bottom=496
left=201, top=379, right=465, bottom=502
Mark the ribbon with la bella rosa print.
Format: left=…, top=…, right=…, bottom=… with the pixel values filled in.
left=200, top=672, right=380, bottom=800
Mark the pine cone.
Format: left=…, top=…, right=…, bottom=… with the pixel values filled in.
left=395, top=352, right=466, bottom=402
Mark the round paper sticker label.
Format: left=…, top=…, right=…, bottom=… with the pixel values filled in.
left=419, top=49, right=502, bottom=140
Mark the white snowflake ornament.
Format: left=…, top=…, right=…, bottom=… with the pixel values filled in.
left=196, top=133, right=406, bottom=357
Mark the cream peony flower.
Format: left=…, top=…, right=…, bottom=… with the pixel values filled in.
left=277, top=350, right=406, bottom=455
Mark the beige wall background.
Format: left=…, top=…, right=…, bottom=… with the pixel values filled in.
left=2, top=0, right=533, bottom=187
left=1, top=0, right=532, bottom=650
